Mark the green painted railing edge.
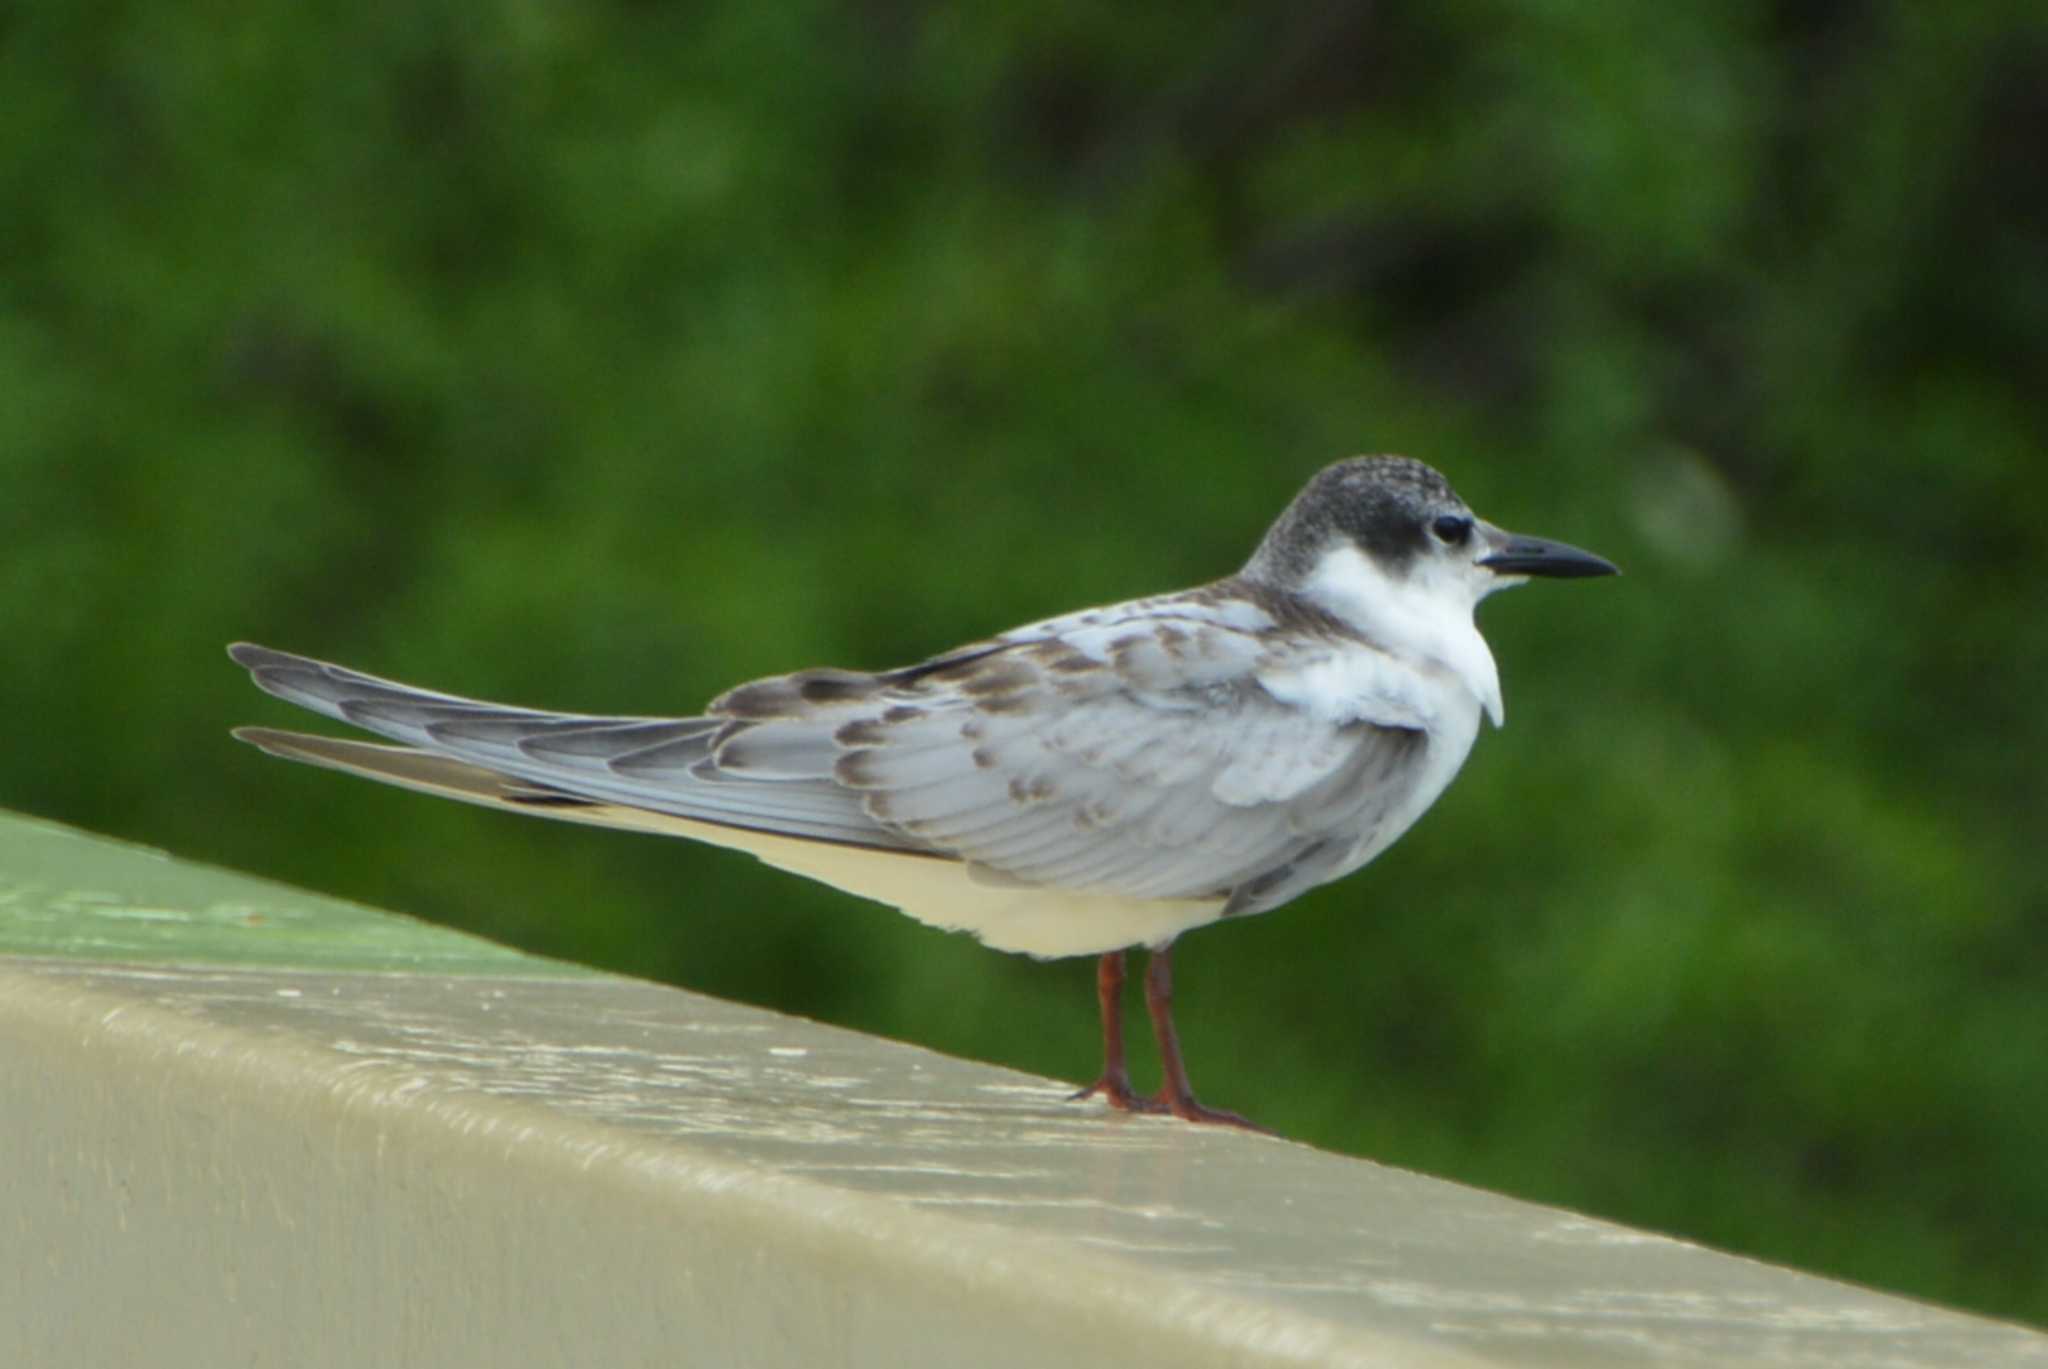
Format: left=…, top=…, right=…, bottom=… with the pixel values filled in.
left=0, top=808, right=589, bottom=976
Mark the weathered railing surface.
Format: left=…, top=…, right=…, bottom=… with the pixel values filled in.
left=3, top=809, right=2042, bottom=1368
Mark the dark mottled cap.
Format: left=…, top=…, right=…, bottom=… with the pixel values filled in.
left=1243, top=456, right=1470, bottom=585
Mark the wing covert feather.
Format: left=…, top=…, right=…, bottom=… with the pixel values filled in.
left=831, top=619, right=1433, bottom=903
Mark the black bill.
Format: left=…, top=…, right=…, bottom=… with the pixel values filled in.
left=1479, top=532, right=1619, bottom=579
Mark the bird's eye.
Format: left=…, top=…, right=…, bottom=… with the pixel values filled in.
left=1431, top=514, right=1473, bottom=546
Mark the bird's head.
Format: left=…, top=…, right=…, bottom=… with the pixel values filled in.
left=1246, top=455, right=1618, bottom=619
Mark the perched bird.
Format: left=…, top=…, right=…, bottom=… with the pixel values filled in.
left=231, top=456, right=1615, bottom=1129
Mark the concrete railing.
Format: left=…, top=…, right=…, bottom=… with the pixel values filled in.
left=3, top=809, right=2043, bottom=1367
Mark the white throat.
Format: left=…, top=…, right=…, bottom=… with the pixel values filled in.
left=1297, top=542, right=1506, bottom=725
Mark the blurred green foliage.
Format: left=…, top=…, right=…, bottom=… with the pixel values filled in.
left=5, top=0, right=2046, bottom=1327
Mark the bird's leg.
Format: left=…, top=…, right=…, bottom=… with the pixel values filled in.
left=1142, top=944, right=1271, bottom=1132
left=1069, top=950, right=1161, bottom=1112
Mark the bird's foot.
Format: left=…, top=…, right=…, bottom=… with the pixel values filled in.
left=1069, top=1072, right=1165, bottom=1114
left=1072, top=1074, right=1273, bottom=1133
left=1151, top=1089, right=1275, bottom=1135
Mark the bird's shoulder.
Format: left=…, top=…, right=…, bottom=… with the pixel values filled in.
left=979, top=577, right=1454, bottom=736
left=709, top=576, right=1444, bottom=737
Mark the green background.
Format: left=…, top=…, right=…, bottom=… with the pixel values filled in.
left=6, top=0, right=2045, bottom=1327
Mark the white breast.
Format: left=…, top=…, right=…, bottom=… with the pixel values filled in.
left=1297, top=543, right=1505, bottom=726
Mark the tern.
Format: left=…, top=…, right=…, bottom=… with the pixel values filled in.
left=231, top=455, right=1616, bottom=1129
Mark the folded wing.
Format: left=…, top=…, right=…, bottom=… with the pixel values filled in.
left=231, top=604, right=1434, bottom=943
